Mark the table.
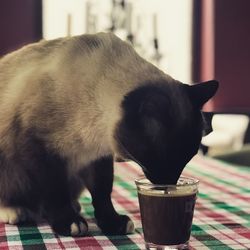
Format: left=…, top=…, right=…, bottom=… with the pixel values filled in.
left=0, top=155, right=249, bottom=249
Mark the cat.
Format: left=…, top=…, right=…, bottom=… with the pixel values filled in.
left=0, top=32, right=218, bottom=236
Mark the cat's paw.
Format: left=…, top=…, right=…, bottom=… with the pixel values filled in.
left=97, top=214, right=134, bottom=235
left=0, top=206, right=27, bottom=225
left=52, top=215, right=88, bottom=237
left=70, top=219, right=88, bottom=236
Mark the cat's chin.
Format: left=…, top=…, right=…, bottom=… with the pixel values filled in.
left=144, top=173, right=179, bottom=185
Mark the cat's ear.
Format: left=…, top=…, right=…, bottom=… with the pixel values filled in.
left=186, top=80, right=219, bottom=109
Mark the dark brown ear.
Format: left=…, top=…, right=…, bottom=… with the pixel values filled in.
left=186, top=80, right=219, bottom=109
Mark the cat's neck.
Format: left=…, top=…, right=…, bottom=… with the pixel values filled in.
left=95, top=60, right=169, bottom=152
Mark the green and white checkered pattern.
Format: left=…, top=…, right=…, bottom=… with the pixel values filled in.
left=0, top=155, right=250, bottom=249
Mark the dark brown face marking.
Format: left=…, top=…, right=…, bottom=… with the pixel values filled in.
left=115, top=80, right=218, bottom=184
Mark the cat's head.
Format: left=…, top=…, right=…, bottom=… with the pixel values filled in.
left=114, top=79, right=218, bottom=184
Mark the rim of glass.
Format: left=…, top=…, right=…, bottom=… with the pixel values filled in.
left=135, top=175, right=199, bottom=188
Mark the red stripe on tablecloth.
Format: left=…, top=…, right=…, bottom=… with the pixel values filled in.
left=112, top=189, right=141, bottom=221
left=118, top=161, right=142, bottom=176
left=196, top=200, right=250, bottom=246
left=45, top=235, right=111, bottom=249
left=188, top=246, right=196, bottom=250
left=0, top=224, right=9, bottom=250
left=194, top=155, right=250, bottom=181
left=194, top=175, right=250, bottom=202
left=54, top=234, right=104, bottom=249
left=52, top=230, right=104, bottom=249
left=54, top=234, right=68, bottom=249
left=73, top=237, right=103, bottom=249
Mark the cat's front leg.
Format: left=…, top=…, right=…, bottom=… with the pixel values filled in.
left=81, top=155, right=134, bottom=235
left=45, top=203, right=88, bottom=237
left=42, top=180, right=88, bottom=236
left=39, top=154, right=88, bottom=237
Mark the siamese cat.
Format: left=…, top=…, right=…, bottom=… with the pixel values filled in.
left=0, top=32, right=218, bottom=236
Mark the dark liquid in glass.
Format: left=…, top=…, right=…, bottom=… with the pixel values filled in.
left=138, top=191, right=196, bottom=245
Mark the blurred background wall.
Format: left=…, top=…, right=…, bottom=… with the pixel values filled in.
left=42, top=0, right=193, bottom=83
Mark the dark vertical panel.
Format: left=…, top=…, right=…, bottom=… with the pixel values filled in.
left=0, top=0, right=42, bottom=57
left=191, top=0, right=202, bottom=83
left=213, top=0, right=250, bottom=112
left=198, top=0, right=250, bottom=112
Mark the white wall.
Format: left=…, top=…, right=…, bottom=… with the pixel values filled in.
left=43, top=0, right=193, bottom=83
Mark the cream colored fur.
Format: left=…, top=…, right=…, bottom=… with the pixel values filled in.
left=0, top=206, right=25, bottom=224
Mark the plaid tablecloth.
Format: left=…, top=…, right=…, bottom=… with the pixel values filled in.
left=0, top=155, right=249, bottom=250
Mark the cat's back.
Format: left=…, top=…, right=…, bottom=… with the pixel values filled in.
left=0, top=37, right=68, bottom=95
left=0, top=37, right=66, bottom=73
left=0, top=33, right=130, bottom=122
left=0, top=32, right=163, bottom=112
left=0, top=33, right=122, bottom=88
left=0, top=34, right=103, bottom=102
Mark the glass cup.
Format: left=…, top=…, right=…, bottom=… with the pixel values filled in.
left=135, top=176, right=199, bottom=250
